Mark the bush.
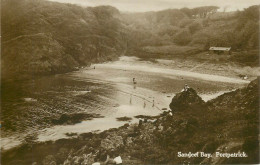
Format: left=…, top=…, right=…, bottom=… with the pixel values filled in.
left=174, top=30, right=192, bottom=45
left=189, top=22, right=202, bottom=34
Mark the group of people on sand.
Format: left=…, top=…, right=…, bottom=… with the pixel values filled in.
left=181, top=84, right=190, bottom=92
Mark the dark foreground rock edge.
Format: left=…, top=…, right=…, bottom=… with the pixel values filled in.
left=2, top=78, right=259, bottom=165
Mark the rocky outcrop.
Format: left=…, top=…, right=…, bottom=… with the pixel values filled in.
left=100, top=133, right=124, bottom=151
left=201, top=141, right=244, bottom=164
left=208, top=78, right=258, bottom=111
left=169, top=88, right=206, bottom=111
left=42, top=155, right=57, bottom=165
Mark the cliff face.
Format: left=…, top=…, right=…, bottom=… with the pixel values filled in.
left=1, top=0, right=126, bottom=79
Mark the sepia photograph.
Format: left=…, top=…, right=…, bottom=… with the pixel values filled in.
left=1, top=0, right=259, bottom=164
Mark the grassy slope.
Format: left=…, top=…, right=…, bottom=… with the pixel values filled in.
left=1, top=1, right=259, bottom=80
left=123, top=6, right=259, bottom=67
left=1, top=0, right=126, bottom=79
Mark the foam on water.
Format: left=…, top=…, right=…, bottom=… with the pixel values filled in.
left=1, top=137, right=23, bottom=151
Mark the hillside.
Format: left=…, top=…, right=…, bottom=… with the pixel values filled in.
left=1, top=0, right=259, bottom=79
left=2, top=79, right=258, bottom=164
left=1, top=0, right=126, bottom=79
left=122, top=6, right=259, bottom=66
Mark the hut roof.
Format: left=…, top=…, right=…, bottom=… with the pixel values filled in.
left=209, top=47, right=231, bottom=51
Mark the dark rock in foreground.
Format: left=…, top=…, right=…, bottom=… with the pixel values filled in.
left=52, top=113, right=104, bottom=125
left=169, top=87, right=206, bottom=111
left=116, top=116, right=132, bottom=122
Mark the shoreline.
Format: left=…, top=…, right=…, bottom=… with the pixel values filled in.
left=123, top=56, right=259, bottom=82
left=135, top=54, right=259, bottom=80
left=96, top=62, right=250, bottom=84
left=1, top=56, right=253, bottom=152
left=2, top=79, right=258, bottom=165
left=0, top=88, right=234, bottom=152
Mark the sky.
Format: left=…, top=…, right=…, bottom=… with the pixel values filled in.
left=48, top=0, right=259, bottom=12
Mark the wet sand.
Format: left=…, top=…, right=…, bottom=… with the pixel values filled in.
left=96, top=56, right=250, bottom=84
left=1, top=56, right=250, bottom=150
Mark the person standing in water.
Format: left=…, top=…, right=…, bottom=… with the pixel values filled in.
left=133, top=78, right=137, bottom=84
left=133, top=78, right=137, bottom=89
left=152, top=97, right=155, bottom=107
left=143, top=99, right=146, bottom=108
left=130, top=95, right=132, bottom=105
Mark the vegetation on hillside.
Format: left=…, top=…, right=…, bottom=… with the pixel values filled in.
left=2, top=0, right=126, bottom=79
left=1, top=0, right=259, bottom=79
left=123, top=6, right=259, bottom=66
